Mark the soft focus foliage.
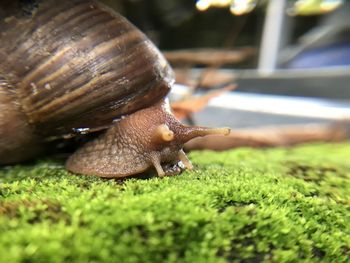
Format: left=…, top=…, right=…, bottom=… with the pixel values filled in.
left=291, top=0, right=343, bottom=16
left=1, top=143, right=350, bottom=262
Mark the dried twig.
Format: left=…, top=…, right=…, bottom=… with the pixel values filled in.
left=163, top=47, right=255, bottom=67
left=173, top=68, right=236, bottom=88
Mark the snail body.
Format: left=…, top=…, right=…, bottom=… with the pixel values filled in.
left=0, top=0, right=229, bottom=178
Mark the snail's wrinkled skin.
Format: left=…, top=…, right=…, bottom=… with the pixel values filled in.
left=0, top=0, right=230, bottom=178
left=66, top=100, right=230, bottom=178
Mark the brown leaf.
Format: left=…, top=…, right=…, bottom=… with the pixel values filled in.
left=171, top=84, right=237, bottom=120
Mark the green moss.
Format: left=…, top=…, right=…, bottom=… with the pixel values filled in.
left=1, top=142, right=350, bottom=263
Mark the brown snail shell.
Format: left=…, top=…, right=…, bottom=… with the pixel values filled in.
left=0, top=0, right=172, bottom=136
left=0, top=0, right=230, bottom=178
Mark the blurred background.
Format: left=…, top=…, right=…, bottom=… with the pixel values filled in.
left=101, top=0, right=350, bottom=147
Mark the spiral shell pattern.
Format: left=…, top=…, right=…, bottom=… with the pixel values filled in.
left=0, top=0, right=173, bottom=136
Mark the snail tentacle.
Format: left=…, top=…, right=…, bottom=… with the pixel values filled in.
left=178, top=150, right=193, bottom=170
left=150, top=153, right=165, bottom=177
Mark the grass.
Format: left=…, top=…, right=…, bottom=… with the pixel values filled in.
left=0, top=142, right=350, bottom=263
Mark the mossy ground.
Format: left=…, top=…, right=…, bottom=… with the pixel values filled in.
left=1, top=142, right=350, bottom=263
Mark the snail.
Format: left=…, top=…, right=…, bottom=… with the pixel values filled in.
left=0, top=0, right=230, bottom=178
